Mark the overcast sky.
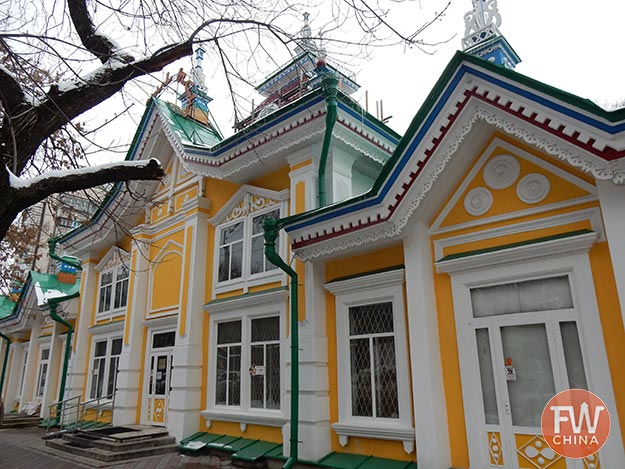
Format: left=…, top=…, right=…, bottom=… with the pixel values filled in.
left=88, top=0, right=625, bottom=163
left=355, top=0, right=625, bottom=134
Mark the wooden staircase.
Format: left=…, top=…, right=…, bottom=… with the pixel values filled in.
left=44, top=425, right=178, bottom=462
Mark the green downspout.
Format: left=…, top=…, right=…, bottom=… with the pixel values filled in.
left=47, top=237, right=82, bottom=420
left=263, top=218, right=299, bottom=469
left=0, top=332, right=11, bottom=399
left=317, top=72, right=339, bottom=208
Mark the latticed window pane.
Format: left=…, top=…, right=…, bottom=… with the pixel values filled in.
left=265, top=343, right=280, bottom=409
left=94, top=340, right=107, bottom=357
left=152, top=331, right=175, bottom=348
left=350, top=337, right=372, bottom=416
left=215, top=347, right=228, bottom=405
left=251, top=317, right=279, bottom=342
left=373, top=336, right=399, bottom=418
left=250, top=235, right=265, bottom=275
left=250, top=344, right=264, bottom=408
left=349, top=302, right=394, bottom=335
left=98, top=283, right=112, bottom=313
left=250, top=316, right=280, bottom=409
left=218, top=321, right=242, bottom=344
left=228, top=345, right=241, bottom=405
left=218, top=246, right=230, bottom=282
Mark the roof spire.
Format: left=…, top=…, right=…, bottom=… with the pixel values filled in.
left=295, top=12, right=316, bottom=55
left=192, top=46, right=207, bottom=90
left=461, top=0, right=520, bottom=69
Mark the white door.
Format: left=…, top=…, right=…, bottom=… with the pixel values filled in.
left=145, top=331, right=175, bottom=426
left=459, top=273, right=607, bottom=469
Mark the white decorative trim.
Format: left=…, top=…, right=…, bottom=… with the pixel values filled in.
left=333, top=127, right=391, bottom=166
left=142, top=315, right=178, bottom=327
left=204, top=288, right=288, bottom=314
left=516, top=173, right=550, bottom=204
left=432, top=207, right=604, bottom=260
left=483, top=154, right=520, bottom=189
left=324, top=268, right=405, bottom=295
left=88, top=320, right=125, bottom=334
left=331, top=423, right=415, bottom=454
left=200, top=410, right=286, bottom=428
left=290, top=100, right=620, bottom=261
left=208, top=185, right=289, bottom=227
left=464, top=187, right=493, bottom=216
left=435, top=231, right=598, bottom=273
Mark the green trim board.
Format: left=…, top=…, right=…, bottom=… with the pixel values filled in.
left=435, top=229, right=593, bottom=263
left=204, top=286, right=287, bottom=308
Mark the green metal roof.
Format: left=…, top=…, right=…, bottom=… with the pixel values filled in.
left=179, top=432, right=416, bottom=468
left=0, top=296, right=16, bottom=320
left=30, top=271, right=81, bottom=307
left=154, top=99, right=222, bottom=149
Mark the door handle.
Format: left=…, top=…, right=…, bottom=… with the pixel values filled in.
left=504, top=402, right=511, bottom=415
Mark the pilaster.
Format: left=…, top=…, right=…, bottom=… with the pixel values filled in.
left=113, top=247, right=148, bottom=425
left=42, top=322, right=63, bottom=418
left=66, top=260, right=97, bottom=400
left=403, top=221, right=451, bottom=468
left=18, top=318, right=41, bottom=410
left=167, top=198, right=209, bottom=441
left=597, top=180, right=625, bottom=329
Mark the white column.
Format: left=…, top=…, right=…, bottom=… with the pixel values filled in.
left=19, top=319, right=41, bottom=410
left=4, top=342, right=23, bottom=409
left=42, top=322, right=63, bottom=418
left=113, top=246, right=148, bottom=425
left=0, top=339, right=9, bottom=403
left=283, top=261, right=330, bottom=461
left=403, top=221, right=451, bottom=469
left=66, top=260, right=97, bottom=400
left=597, top=179, right=625, bottom=329
left=168, top=198, right=209, bottom=441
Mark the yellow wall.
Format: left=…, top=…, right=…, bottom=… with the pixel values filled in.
left=324, top=245, right=415, bottom=460
left=249, top=165, right=290, bottom=192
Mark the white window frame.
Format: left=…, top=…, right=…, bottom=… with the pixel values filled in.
left=35, top=346, right=50, bottom=398
left=87, top=336, right=123, bottom=400
left=325, top=269, right=415, bottom=454
left=94, top=247, right=131, bottom=320
left=214, top=204, right=285, bottom=294
left=202, top=289, right=287, bottom=429
left=97, top=264, right=129, bottom=317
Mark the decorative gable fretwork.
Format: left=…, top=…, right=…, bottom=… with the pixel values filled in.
left=95, top=246, right=131, bottom=272
left=209, top=185, right=289, bottom=227
left=284, top=59, right=625, bottom=261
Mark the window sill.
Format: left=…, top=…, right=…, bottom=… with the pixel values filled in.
left=201, top=408, right=286, bottom=432
left=332, top=421, right=415, bottom=454
left=214, top=271, right=284, bottom=297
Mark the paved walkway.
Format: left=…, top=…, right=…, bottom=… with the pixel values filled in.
left=0, top=427, right=228, bottom=468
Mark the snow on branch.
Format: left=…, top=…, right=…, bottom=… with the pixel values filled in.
left=8, top=158, right=162, bottom=190
left=9, top=158, right=164, bottom=210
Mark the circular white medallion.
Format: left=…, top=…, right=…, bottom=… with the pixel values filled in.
left=464, top=187, right=493, bottom=216
left=516, top=173, right=550, bottom=204
left=483, top=154, right=520, bottom=190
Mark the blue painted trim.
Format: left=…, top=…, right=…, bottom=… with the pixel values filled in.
left=338, top=102, right=400, bottom=144
left=285, top=62, right=625, bottom=233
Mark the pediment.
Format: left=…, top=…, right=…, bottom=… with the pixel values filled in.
left=208, top=185, right=289, bottom=226
left=283, top=53, right=625, bottom=261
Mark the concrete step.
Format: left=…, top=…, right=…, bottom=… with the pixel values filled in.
left=0, top=414, right=41, bottom=428
left=45, top=438, right=179, bottom=462
left=62, top=432, right=176, bottom=452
